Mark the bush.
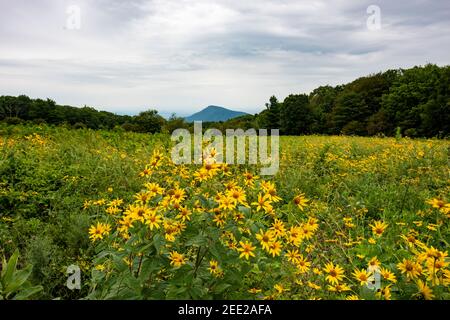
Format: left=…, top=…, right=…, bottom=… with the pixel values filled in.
left=0, top=250, right=43, bottom=299
left=3, top=117, right=24, bottom=125
left=73, top=122, right=87, bottom=130
left=404, top=128, right=418, bottom=137
left=121, top=122, right=141, bottom=132
left=341, top=121, right=366, bottom=136
left=32, top=118, right=47, bottom=125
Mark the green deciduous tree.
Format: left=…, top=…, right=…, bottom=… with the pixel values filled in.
left=133, top=109, right=166, bottom=133
left=280, top=94, right=311, bottom=135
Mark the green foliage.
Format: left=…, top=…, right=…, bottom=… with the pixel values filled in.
left=3, top=117, right=24, bottom=125
left=382, top=64, right=450, bottom=137
left=219, top=64, right=448, bottom=138
left=1, top=125, right=449, bottom=300
left=0, top=96, right=165, bottom=133
left=85, top=135, right=450, bottom=300
left=366, top=109, right=391, bottom=136
left=162, top=114, right=190, bottom=134
left=331, top=92, right=369, bottom=135
left=133, top=110, right=165, bottom=133
left=0, top=250, right=43, bottom=300
left=0, top=124, right=171, bottom=299
left=2, top=64, right=448, bottom=138
left=258, top=96, right=281, bottom=130
left=280, top=94, right=311, bottom=135
left=308, top=85, right=340, bottom=134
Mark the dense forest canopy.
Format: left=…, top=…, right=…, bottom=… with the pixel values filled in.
left=1, top=64, right=449, bottom=137
left=211, top=64, right=450, bottom=138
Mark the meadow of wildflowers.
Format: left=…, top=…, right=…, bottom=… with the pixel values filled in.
left=85, top=135, right=449, bottom=300
left=1, top=125, right=449, bottom=300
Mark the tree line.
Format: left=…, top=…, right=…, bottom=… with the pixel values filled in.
left=1, top=64, right=449, bottom=137
left=0, top=96, right=165, bottom=133
left=222, top=64, right=448, bottom=138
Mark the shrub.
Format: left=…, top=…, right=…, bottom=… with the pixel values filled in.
left=3, top=117, right=24, bottom=125
left=0, top=250, right=43, bottom=299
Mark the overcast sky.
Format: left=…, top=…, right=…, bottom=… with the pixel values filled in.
left=0, top=0, right=449, bottom=116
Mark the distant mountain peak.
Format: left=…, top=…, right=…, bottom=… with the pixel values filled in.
left=203, top=105, right=229, bottom=111
left=185, top=105, right=248, bottom=122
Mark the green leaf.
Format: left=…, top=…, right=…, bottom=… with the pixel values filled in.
left=238, top=206, right=251, bottom=216
left=214, top=283, right=231, bottom=294
left=1, top=257, right=6, bottom=279
left=189, top=285, right=207, bottom=299
left=4, top=265, right=33, bottom=293
left=2, top=250, right=19, bottom=286
left=136, top=242, right=153, bottom=254
left=166, top=285, right=189, bottom=299
left=12, top=285, right=43, bottom=300
left=185, top=233, right=208, bottom=246
left=95, top=249, right=117, bottom=260
left=152, top=233, right=165, bottom=254
left=138, top=257, right=162, bottom=280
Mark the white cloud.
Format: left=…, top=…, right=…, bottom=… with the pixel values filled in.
left=0, top=0, right=449, bottom=115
